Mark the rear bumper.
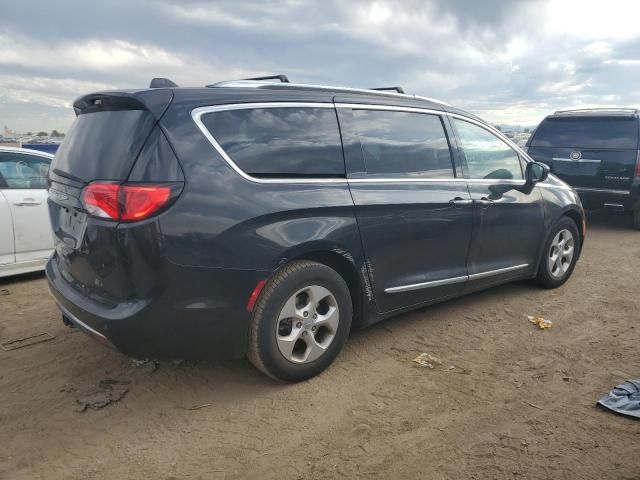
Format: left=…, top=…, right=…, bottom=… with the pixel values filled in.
left=46, top=254, right=270, bottom=360
left=574, top=185, right=640, bottom=211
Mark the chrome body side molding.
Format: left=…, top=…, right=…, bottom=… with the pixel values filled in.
left=385, top=264, right=529, bottom=294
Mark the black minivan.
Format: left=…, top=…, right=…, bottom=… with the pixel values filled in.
left=47, top=76, right=585, bottom=381
left=526, top=108, right=640, bottom=228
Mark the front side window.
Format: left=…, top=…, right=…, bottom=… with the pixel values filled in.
left=201, top=107, right=345, bottom=177
left=352, top=109, right=454, bottom=178
left=0, top=153, right=50, bottom=189
left=453, top=119, right=523, bottom=180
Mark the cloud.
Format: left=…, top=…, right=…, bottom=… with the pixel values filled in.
left=1, top=0, right=640, bottom=131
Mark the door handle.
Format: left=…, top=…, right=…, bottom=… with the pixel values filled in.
left=14, top=201, right=42, bottom=207
left=449, top=197, right=474, bottom=208
left=475, top=197, right=494, bottom=208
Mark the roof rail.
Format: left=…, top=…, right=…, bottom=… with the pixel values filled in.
left=554, top=107, right=638, bottom=115
left=370, top=86, right=405, bottom=94
left=149, top=77, right=179, bottom=88
left=243, top=74, right=290, bottom=83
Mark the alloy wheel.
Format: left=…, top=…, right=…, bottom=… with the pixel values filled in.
left=275, top=285, right=339, bottom=364
left=548, top=228, right=575, bottom=279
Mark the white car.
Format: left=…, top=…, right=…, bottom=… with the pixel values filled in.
left=0, top=146, right=54, bottom=277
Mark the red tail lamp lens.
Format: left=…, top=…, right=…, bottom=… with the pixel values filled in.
left=82, top=182, right=177, bottom=221
left=82, top=183, right=120, bottom=219
left=120, top=185, right=171, bottom=221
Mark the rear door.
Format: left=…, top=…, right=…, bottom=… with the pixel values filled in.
left=0, top=151, right=52, bottom=263
left=450, top=117, right=544, bottom=288
left=528, top=115, right=638, bottom=191
left=337, top=104, right=472, bottom=313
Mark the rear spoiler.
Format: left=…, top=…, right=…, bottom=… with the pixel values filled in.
left=73, top=89, right=174, bottom=120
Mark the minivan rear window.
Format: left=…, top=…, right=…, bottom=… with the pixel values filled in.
left=201, top=107, right=345, bottom=177
left=53, top=110, right=156, bottom=182
left=530, top=116, right=638, bottom=149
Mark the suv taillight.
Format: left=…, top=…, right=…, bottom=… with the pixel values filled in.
left=636, top=151, right=640, bottom=178
left=82, top=182, right=181, bottom=221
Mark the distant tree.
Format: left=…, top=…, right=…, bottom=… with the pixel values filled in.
left=26, top=131, right=33, bottom=136
left=524, top=128, right=530, bottom=133
left=36, top=131, right=48, bottom=137
left=51, top=129, right=63, bottom=138
left=494, top=125, right=502, bottom=131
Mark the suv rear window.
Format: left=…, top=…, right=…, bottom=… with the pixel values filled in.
left=53, top=110, right=156, bottom=182
left=531, top=116, right=639, bottom=149
left=201, top=107, right=345, bottom=177
left=352, top=109, right=454, bottom=178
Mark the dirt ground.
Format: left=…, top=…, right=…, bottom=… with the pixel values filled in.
left=1, top=211, right=639, bottom=480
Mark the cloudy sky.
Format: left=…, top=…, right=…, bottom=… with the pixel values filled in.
left=1, top=0, right=640, bottom=132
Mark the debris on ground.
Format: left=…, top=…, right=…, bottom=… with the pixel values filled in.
left=597, top=379, right=640, bottom=419
left=75, top=379, right=130, bottom=413
left=1, top=332, right=55, bottom=351
left=528, top=315, right=553, bottom=329
left=413, top=353, right=442, bottom=369
left=0, top=289, right=10, bottom=296
left=188, top=403, right=212, bottom=411
left=130, top=358, right=158, bottom=374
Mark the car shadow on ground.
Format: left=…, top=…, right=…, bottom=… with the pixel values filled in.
left=585, top=210, right=635, bottom=231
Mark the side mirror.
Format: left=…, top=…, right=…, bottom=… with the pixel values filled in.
left=525, top=161, right=549, bottom=184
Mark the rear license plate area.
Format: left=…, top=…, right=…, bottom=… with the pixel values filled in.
left=56, top=206, right=87, bottom=250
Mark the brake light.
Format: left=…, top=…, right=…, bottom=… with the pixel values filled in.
left=635, top=151, right=640, bottom=178
left=82, top=182, right=179, bottom=221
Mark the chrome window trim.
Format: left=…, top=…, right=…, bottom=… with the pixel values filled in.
left=191, top=102, right=348, bottom=185
left=192, top=102, right=533, bottom=185
left=552, top=157, right=601, bottom=164
left=0, top=146, right=54, bottom=160
left=385, top=263, right=529, bottom=293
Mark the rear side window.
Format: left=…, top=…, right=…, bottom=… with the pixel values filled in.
left=352, top=110, right=454, bottom=178
left=200, top=107, right=345, bottom=177
left=453, top=118, right=523, bottom=180
left=53, top=109, right=156, bottom=182
left=531, top=116, right=639, bottom=149
left=0, top=152, right=50, bottom=189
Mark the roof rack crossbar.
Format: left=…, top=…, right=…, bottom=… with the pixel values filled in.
left=243, top=74, right=290, bottom=83
left=370, top=86, right=405, bottom=94
left=554, top=107, right=638, bottom=115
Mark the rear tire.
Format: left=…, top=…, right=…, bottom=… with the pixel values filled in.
left=633, top=209, right=640, bottom=230
left=247, top=260, right=352, bottom=382
left=535, top=217, right=580, bottom=289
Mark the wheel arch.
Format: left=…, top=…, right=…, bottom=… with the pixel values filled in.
left=282, top=249, right=370, bottom=330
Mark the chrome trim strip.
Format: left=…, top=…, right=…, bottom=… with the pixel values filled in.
left=192, top=103, right=348, bottom=185
left=385, top=275, right=468, bottom=293
left=53, top=299, right=108, bottom=340
left=552, top=157, right=601, bottom=163
left=468, top=263, right=529, bottom=281
left=574, top=187, right=630, bottom=195
left=335, top=102, right=443, bottom=116
left=385, top=264, right=529, bottom=293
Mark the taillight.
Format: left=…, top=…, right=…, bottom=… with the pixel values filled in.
left=635, top=150, right=640, bottom=178
left=82, top=182, right=181, bottom=221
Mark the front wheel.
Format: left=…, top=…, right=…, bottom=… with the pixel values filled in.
left=247, top=260, right=352, bottom=382
left=535, top=217, right=581, bottom=289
